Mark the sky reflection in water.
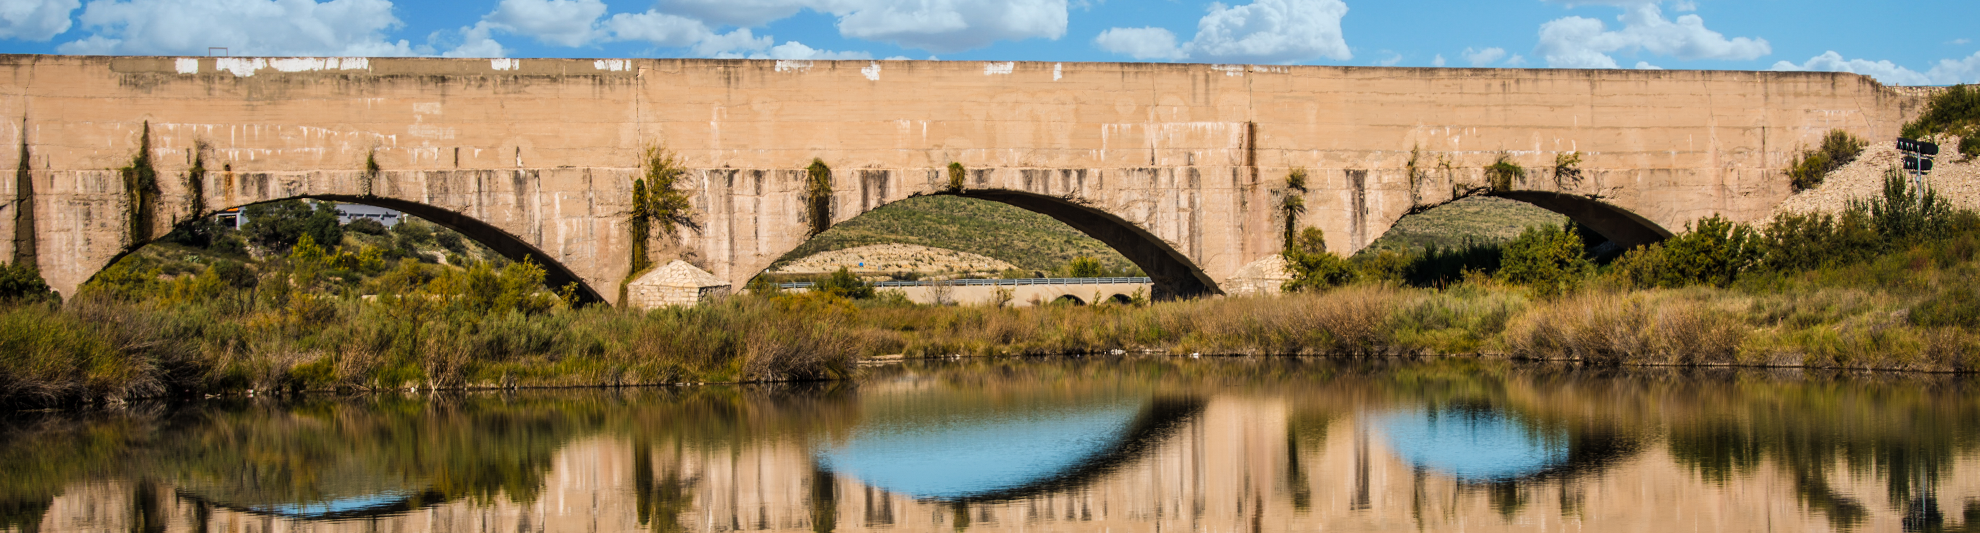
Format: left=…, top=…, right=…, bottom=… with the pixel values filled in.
left=1374, top=408, right=1568, bottom=481
left=817, top=401, right=1142, bottom=500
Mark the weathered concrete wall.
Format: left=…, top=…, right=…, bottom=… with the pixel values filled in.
left=0, top=55, right=1925, bottom=302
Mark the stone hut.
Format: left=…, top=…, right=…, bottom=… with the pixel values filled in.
left=627, top=260, right=731, bottom=309
left=1226, top=255, right=1293, bottom=296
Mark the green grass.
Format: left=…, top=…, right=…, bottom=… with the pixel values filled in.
left=773, top=196, right=1137, bottom=275
left=1362, top=197, right=1567, bottom=255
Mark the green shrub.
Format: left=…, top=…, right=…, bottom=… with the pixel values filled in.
left=946, top=162, right=966, bottom=192
left=1900, top=84, right=1979, bottom=141
left=1062, top=256, right=1104, bottom=278
left=1485, top=152, right=1524, bottom=191
left=1282, top=228, right=1354, bottom=292
left=1497, top=223, right=1589, bottom=297
left=1912, top=286, right=1980, bottom=328
left=816, top=267, right=874, bottom=299
left=242, top=199, right=344, bottom=253
left=0, top=263, right=53, bottom=303
left=1858, top=167, right=1954, bottom=245
left=1657, top=215, right=1759, bottom=288
left=1754, top=210, right=1878, bottom=272
left=1785, top=130, right=1866, bottom=191
left=346, top=218, right=388, bottom=235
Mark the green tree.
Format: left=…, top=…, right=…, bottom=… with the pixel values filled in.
left=242, top=200, right=344, bottom=253
left=1498, top=223, right=1589, bottom=297
left=0, top=263, right=54, bottom=303
left=1659, top=215, right=1759, bottom=287
left=815, top=267, right=874, bottom=299
left=1282, top=228, right=1354, bottom=292
left=1063, top=256, right=1104, bottom=278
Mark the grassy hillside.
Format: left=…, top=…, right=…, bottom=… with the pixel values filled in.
left=1361, top=197, right=1567, bottom=255
left=775, top=196, right=1139, bottom=275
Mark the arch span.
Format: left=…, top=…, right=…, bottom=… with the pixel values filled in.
left=757, top=189, right=1222, bottom=301
left=1487, top=191, right=1672, bottom=247
left=947, top=190, right=1219, bottom=300
left=85, top=195, right=608, bottom=305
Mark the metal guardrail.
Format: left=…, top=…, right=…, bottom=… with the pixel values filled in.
left=777, top=277, right=1152, bottom=290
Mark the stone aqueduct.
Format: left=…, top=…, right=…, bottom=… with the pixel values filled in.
left=0, top=55, right=1927, bottom=303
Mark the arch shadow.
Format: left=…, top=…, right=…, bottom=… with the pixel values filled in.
left=1052, top=294, right=1087, bottom=306
left=1487, top=191, right=1672, bottom=247
left=1107, top=294, right=1134, bottom=305
left=944, top=190, right=1220, bottom=300
left=87, top=195, right=607, bottom=305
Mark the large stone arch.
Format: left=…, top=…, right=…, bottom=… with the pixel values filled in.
left=81, top=195, right=610, bottom=304
left=39, top=166, right=632, bottom=304
left=752, top=188, right=1220, bottom=300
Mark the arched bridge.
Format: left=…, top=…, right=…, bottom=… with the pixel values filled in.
left=0, top=56, right=1926, bottom=303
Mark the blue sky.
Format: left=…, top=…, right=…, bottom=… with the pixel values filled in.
left=1, top=0, right=1975, bottom=85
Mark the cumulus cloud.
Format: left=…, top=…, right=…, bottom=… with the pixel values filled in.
left=1431, top=54, right=1445, bottom=67
left=652, top=0, right=807, bottom=28
left=0, top=0, right=79, bottom=41
left=1093, top=26, right=1183, bottom=60
left=57, top=0, right=414, bottom=56
left=1093, top=0, right=1350, bottom=64
left=1634, top=61, right=1660, bottom=69
left=829, top=0, right=1065, bottom=53
left=1535, top=2, right=1768, bottom=68
left=477, top=0, right=606, bottom=47
left=735, top=40, right=869, bottom=60
left=1772, top=50, right=1980, bottom=86
left=1462, top=47, right=1506, bottom=67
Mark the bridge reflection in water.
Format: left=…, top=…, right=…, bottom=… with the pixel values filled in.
left=13, top=360, right=1980, bottom=532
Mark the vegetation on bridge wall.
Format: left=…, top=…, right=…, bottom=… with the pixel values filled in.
left=623, top=146, right=696, bottom=303
left=1280, top=168, right=1307, bottom=250
left=1785, top=130, right=1867, bottom=192
left=806, top=159, right=833, bottom=237
left=13, top=121, right=34, bottom=269
left=182, top=142, right=207, bottom=220
left=119, top=122, right=160, bottom=248
left=945, top=162, right=966, bottom=193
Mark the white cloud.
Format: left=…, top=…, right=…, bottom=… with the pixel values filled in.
left=1950, top=38, right=1971, bottom=46
left=1462, top=47, right=1506, bottom=67
left=830, top=0, right=1066, bottom=53
left=57, top=0, right=413, bottom=56
left=689, top=27, right=770, bottom=56
left=741, top=40, right=869, bottom=60
left=1772, top=50, right=1980, bottom=86
left=478, top=0, right=605, bottom=47
left=1375, top=51, right=1401, bottom=66
left=1535, top=2, right=1768, bottom=68
left=652, top=0, right=807, bottom=28
left=1185, top=0, right=1349, bottom=63
left=1635, top=61, right=1660, bottom=69
left=1671, top=0, right=1695, bottom=11
left=1094, top=0, right=1349, bottom=64
left=1093, top=26, right=1182, bottom=60
left=1431, top=54, right=1445, bottom=67
left=1505, top=54, right=1526, bottom=66
left=605, top=9, right=718, bottom=48
left=0, top=0, right=79, bottom=41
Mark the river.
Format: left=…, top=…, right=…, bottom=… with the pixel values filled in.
left=3, top=356, right=1977, bottom=532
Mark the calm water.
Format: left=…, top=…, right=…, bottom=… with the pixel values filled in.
left=4, top=356, right=1979, bottom=532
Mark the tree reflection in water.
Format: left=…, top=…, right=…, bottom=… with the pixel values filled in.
left=0, top=358, right=1978, bottom=531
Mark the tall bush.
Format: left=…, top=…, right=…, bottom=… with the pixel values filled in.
left=1497, top=223, right=1589, bottom=297
left=1282, top=228, right=1353, bottom=292
left=1785, top=130, right=1867, bottom=191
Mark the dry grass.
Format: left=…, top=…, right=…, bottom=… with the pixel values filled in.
left=1504, top=289, right=1746, bottom=365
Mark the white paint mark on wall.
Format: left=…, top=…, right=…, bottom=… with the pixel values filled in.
left=215, top=58, right=264, bottom=77
left=413, top=103, right=442, bottom=115
left=175, top=58, right=198, bottom=74
left=775, top=60, right=812, bottom=72
left=984, top=62, right=1015, bottom=75
left=1211, top=64, right=1245, bottom=77
left=492, top=58, right=521, bottom=71
left=593, top=59, right=628, bottom=72
left=861, top=61, right=881, bottom=81
left=1053, top=63, right=1062, bottom=81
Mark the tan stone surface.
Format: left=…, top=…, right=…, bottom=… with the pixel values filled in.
left=626, top=259, right=729, bottom=308
left=0, top=55, right=1928, bottom=301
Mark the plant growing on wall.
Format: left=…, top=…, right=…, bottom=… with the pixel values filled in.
left=1281, top=168, right=1308, bottom=249
left=184, top=142, right=208, bottom=218
left=625, top=146, right=698, bottom=293
left=363, top=149, right=381, bottom=197
left=806, top=158, right=833, bottom=237
left=1553, top=151, right=1582, bottom=187
left=1485, top=152, right=1524, bottom=192
left=120, top=122, right=160, bottom=246
left=945, top=162, right=966, bottom=193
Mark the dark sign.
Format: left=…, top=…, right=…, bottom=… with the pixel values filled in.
left=1903, top=155, right=1935, bottom=172
left=1897, top=138, right=1940, bottom=156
